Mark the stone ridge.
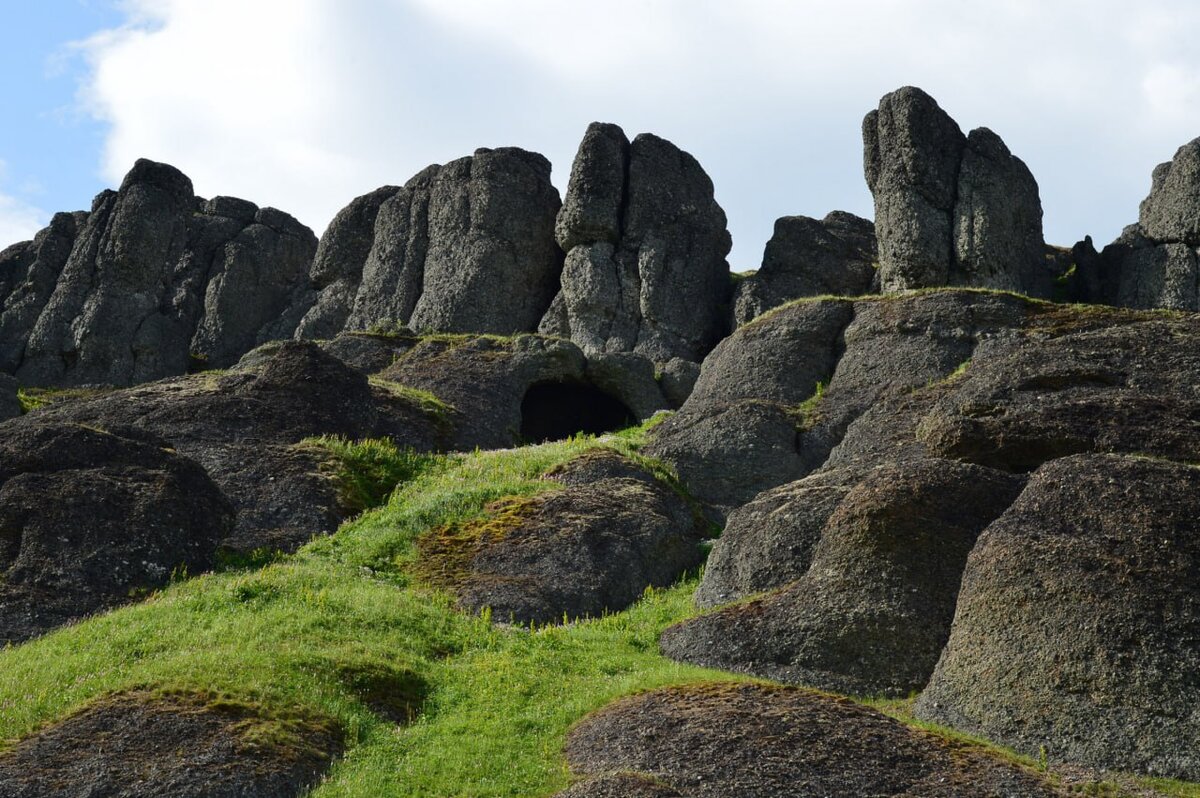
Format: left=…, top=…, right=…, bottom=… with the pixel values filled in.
left=289, top=147, right=564, bottom=340
left=539, top=122, right=733, bottom=363
left=0, top=158, right=317, bottom=387
left=864, top=87, right=1047, bottom=296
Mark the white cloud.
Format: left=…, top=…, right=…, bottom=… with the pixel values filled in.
left=0, top=161, right=48, bottom=248
left=75, top=0, right=1200, bottom=266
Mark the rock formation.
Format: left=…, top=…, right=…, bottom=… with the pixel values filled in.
left=864, top=87, right=1048, bottom=295
left=558, top=683, right=1061, bottom=797
left=0, top=690, right=344, bottom=798
left=732, top=211, right=877, bottom=326
left=916, top=454, right=1200, bottom=780
left=1072, top=137, right=1200, bottom=310
left=28, top=341, right=449, bottom=555
left=0, top=421, right=234, bottom=644
left=659, top=294, right=1200, bottom=712
left=3, top=159, right=316, bottom=387
left=290, top=147, right=563, bottom=339
left=414, top=450, right=708, bottom=625
left=539, top=123, right=732, bottom=363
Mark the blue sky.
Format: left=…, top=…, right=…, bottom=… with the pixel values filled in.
left=4, top=1, right=1200, bottom=269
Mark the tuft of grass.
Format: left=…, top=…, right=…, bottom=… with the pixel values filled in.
left=16, top=386, right=113, bottom=414
left=367, top=377, right=454, bottom=426
left=790, top=381, right=827, bottom=431
left=298, top=435, right=445, bottom=515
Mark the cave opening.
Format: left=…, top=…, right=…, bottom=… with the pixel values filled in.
left=519, top=381, right=636, bottom=443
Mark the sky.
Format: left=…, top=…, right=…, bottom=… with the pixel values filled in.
left=3, top=1, right=1200, bottom=269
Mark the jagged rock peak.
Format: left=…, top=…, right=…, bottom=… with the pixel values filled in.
left=539, top=122, right=732, bottom=364
left=290, top=146, right=563, bottom=340
left=864, top=87, right=1047, bottom=296
left=2, top=158, right=317, bottom=387
left=1072, top=137, right=1200, bottom=312
left=733, top=210, right=877, bottom=326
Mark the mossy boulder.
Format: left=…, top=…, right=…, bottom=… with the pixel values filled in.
left=414, top=450, right=708, bottom=624
left=916, top=454, right=1200, bottom=780
left=663, top=459, right=1023, bottom=696
left=0, top=421, right=233, bottom=644
left=0, top=690, right=343, bottom=797
left=561, top=682, right=1062, bottom=797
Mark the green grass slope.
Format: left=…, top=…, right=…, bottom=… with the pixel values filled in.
left=0, top=419, right=1195, bottom=796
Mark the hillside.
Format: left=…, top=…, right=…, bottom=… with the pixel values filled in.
left=0, top=87, right=1199, bottom=796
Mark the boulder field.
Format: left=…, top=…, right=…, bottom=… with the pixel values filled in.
left=1, top=85, right=1200, bottom=794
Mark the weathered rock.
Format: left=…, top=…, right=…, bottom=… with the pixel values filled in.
left=562, top=683, right=1062, bottom=798
left=645, top=401, right=806, bottom=521
left=414, top=450, right=707, bottom=625
left=541, top=123, right=732, bottom=362
left=191, top=206, right=317, bottom=368
left=0, top=373, right=18, bottom=420
left=656, top=357, right=700, bottom=407
left=295, top=185, right=402, bottom=339
left=864, top=87, right=1046, bottom=294
left=345, top=167, right=440, bottom=332
left=380, top=334, right=647, bottom=449
left=29, top=341, right=446, bottom=553
left=554, top=773, right=686, bottom=798
left=953, top=128, right=1047, bottom=295
left=1139, top=136, right=1200, bottom=246
left=692, top=468, right=857, bottom=608
left=648, top=291, right=1034, bottom=518
left=0, top=690, right=343, bottom=798
left=293, top=150, right=563, bottom=340
left=732, top=212, right=877, bottom=326
left=663, top=460, right=1023, bottom=696
left=0, top=421, right=234, bottom=644
left=916, top=454, right=1200, bottom=780
left=10, top=159, right=317, bottom=386
left=0, top=212, right=86, bottom=372
left=917, top=313, right=1200, bottom=471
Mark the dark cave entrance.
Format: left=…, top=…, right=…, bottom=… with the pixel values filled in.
left=519, top=381, right=636, bottom=443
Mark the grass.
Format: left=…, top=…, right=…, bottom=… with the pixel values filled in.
left=0, top=421, right=733, bottom=796
left=16, top=386, right=113, bottom=413
left=0, top=415, right=1195, bottom=796
left=298, top=435, right=445, bottom=514
left=791, top=380, right=827, bottom=430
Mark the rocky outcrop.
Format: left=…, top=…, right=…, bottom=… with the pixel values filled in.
left=864, top=87, right=1048, bottom=295
left=646, top=290, right=1034, bottom=519
left=414, top=450, right=708, bottom=625
left=661, top=293, right=1200, bottom=705
left=0, top=421, right=234, bottom=644
left=662, top=460, right=1023, bottom=696
left=916, top=454, right=1200, bottom=780
left=0, top=690, right=344, bottom=798
left=292, top=148, right=563, bottom=339
left=5, top=159, right=316, bottom=387
left=0, top=373, right=18, bottom=420
left=1073, top=138, right=1200, bottom=310
left=379, top=334, right=667, bottom=450
left=539, top=123, right=732, bottom=363
left=559, top=683, right=1062, bottom=798
left=28, top=341, right=448, bottom=554
left=732, top=211, right=877, bottom=326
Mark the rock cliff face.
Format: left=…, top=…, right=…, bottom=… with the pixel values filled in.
left=0, top=159, right=316, bottom=387
left=864, top=87, right=1047, bottom=296
left=1072, top=137, right=1200, bottom=310
left=732, top=211, right=877, bottom=326
left=290, top=148, right=563, bottom=339
left=539, top=123, right=733, bottom=363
